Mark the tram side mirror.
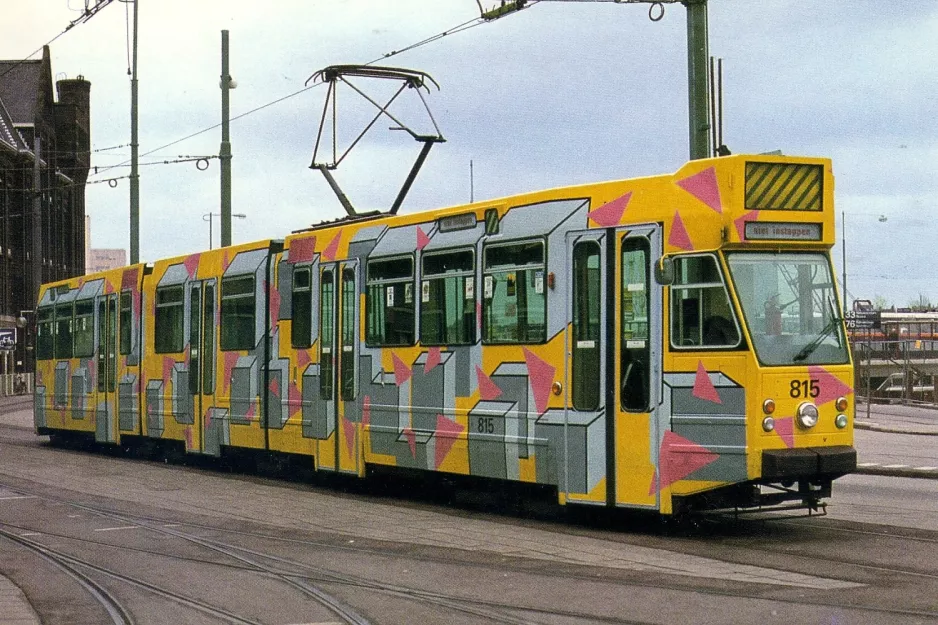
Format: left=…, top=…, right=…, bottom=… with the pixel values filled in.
left=654, top=256, right=674, bottom=285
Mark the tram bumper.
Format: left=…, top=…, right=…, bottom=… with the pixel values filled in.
left=762, top=445, right=857, bottom=480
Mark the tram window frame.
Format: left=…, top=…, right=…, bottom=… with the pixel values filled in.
left=419, top=249, right=476, bottom=346
left=482, top=239, right=547, bottom=345
left=572, top=241, right=601, bottom=411
left=291, top=266, right=312, bottom=348
left=154, top=285, right=185, bottom=353
left=73, top=300, right=95, bottom=358
left=36, top=307, right=55, bottom=360
left=220, top=275, right=256, bottom=351
left=669, top=254, right=741, bottom=350
left=54, top=302, right=74, bottom=359
left=119, top=290, right=133, bottom=355
left=365, top=255, right=415, bottom=347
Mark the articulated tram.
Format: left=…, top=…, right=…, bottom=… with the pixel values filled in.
left=34, top=154, right=856, bottom=516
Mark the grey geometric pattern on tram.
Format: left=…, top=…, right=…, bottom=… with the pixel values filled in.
left=277, top=259, right=293, bottom=320
left=663, top=371, right=747, bottom=484
left=145, top=379, right=164, bottom=437
left=301, top=363, right=334, bottom=440
left=348, top=224, right=384, bottom=264
left=468, top=400, right=518, bottom=480
left=490, top=362, right=533, bottom=458
left=171, top=363, right=192, bottom=425
left=54, top=361, right=69, bottom=409
left=229, top=354, right=258, bottom=425
left=407, top=350, right=457, bottom=471
left=34, top=386, right=46, bottom=429
left=265, top=325, right=290, bottom=430
left=534, top=408, right=605, bottom=492
left=118, top=375, right=137, bottom=431
left=95, top=392, right=113, bottom=443
left=70, top=363, right=88, bottom=421
left=356, top=355, right=397, bottom=454
left=203, top=407, right=230, bottom=456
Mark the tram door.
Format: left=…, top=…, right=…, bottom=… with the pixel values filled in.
left=319, top=262, right=361, bottom=474
left=187, top=279, right=217, bottom=453
left=613, top=226, right=662, bottom=509
left=94, top=294, right=118, bottom=443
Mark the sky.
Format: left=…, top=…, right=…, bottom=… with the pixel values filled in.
left=2, top=1, right=936, bottom=308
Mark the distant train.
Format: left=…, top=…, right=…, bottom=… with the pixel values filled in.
left=34, top=154, right=856, bottom=517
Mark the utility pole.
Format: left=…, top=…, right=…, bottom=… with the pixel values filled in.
left=129, top=0, right=140, bottom=263
left=31, top=136, right=41, bottom=307
left=220, top=30, right=233, bottom=248
left=683, top=0, right=711, bottom=160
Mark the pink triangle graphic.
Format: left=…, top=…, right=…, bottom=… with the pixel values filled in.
left=362, top=396, right=371, bottom=427
left=185, top=426, right=193, bottom=449
left=162, top=357, right=176, bottom=384
left=677, top=166, right=722, bottom=213
left=298, top=349, right=312, bottom=369
left=121, top=268, right=137, bottom=290
left=523, top=348, right=556, bottom=415
left=268, top=376, right=280, bottom=398
left=774, top=416, right=794, bottom=449
left=290, top=236, right=317, bottom=263
left=648, top=469, right=659, bottom=496
left=392, top=353, right=412, bottom=386
left=403, top=427, right=416, bottom=458
left=323, top=232, right=341, bottom=261
left=416, top=226, right=430, bottom=251
left=267, top=279, right=280, bottom=322
left=223, top=351, right=239, bottom=393
left=424, top=347, right=441, bottom=373
left=222, top=250, right=232, bottom=272
left=807, top=366, right=854, bottom=406
left=734, top=210, right=760, bottom=241
left=289, top=382, right=302, bottom=418
left=434, top=414, right=465, bottom=469
left=105, top=281, right=114, bottom=295
left=246, top=401, right=256, bottom=419
left=692, top=361, right=722, bottom=404
left=654, top=430, right=720, bottom=492
left=588, top=192, right=632, bottom=227
left=343, top=417, right=356, bottom=459
left=668, top=211, right=694, bottom=251
left=205, top=407, right=214, bottom=431
left=476, top=366, right=502, bottom=400
left=183, top=253, right=200, bottom=279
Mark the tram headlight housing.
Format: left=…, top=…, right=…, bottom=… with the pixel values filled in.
left=835, top=414, right=849, bottom=429
left=835, top=396, right=849, bottom=412
left=762, top=399, right=776, bottom=415
left=762, top=416, right=775, bottom=432
left=796, top=402, right=819, bottom=429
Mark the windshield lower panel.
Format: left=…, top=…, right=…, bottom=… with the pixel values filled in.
left=726, top=252, right=849, bottom=366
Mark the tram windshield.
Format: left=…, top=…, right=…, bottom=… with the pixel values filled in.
left=726, top=252, right=849, bottom=366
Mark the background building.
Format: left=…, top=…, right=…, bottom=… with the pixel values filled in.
left=0, top=46, right=90, bottom=375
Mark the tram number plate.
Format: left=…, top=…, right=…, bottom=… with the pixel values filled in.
left=476, top=416, right=495, bottom=434
left=790, top=378, right=820, bottom=399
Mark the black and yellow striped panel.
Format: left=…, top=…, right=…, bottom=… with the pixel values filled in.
left=745, top=162, right=823, bottom=211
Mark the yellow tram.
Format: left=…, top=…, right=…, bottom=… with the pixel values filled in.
left=35, top=153, right=856, bottom=516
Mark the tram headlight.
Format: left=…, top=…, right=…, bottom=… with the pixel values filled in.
left=762, top=399, right=776, bottom=415
left=835, top=414, right=849, bottom=429
left=762, top=416, right=775, bottom=432
left=796, top=402, right=819, bottom=429
left=835, top=397, right=849, bottom=412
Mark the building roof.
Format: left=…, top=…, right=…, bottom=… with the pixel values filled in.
left=0, top=60, right=43, bottom=125
left=0, top=97, right=21, bottom=152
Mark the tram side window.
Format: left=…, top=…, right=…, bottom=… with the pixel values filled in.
left=119, top=291, right=132, bottom=355
left=483, top=241, right=546, bottom=344
left=155, top=286, right=184, bottom=353
left=73, top=300, right=95, bottom=358
left=420, top=249, right=475, bottom=346
left=36, top=307, right=55, bottom=360
left=221, top=276, right=256, bottom=351
left=54, top=303, right=73, bottom=359
left=670, top=255, right=740, bottom=349
left=291, top=267, right=312, bottom=348
left=366, top=256, right=415, bottom=347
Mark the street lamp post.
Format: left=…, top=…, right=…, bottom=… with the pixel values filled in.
left=202, top=212, right=246, bottom=250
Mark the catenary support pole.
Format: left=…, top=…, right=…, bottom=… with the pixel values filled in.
left=129, top=0, right=140, bottom=263
left=220, top=30, right=233, bottom=248
left=683, top=0, right=710, bottom=160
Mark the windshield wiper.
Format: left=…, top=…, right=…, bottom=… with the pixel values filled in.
left=793, top=297, right=842, bottom=362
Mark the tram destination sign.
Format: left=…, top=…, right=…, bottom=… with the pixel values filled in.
left=844, top=310, right=881, bottom=330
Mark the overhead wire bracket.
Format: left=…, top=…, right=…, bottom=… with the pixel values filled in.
left=307, top=64, right=445, bottom=217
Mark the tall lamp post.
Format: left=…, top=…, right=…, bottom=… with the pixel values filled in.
left=841, top=211, right=888, bottom=310
left=202, top=212, right=246, bottom=250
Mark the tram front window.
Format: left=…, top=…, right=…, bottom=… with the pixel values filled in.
left=726, top=252, right=849, bottom=366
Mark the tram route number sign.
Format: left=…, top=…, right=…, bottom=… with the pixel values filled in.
left=844, top=310, right=881, bottom=330
left=0, top=328, right=15, bottom=350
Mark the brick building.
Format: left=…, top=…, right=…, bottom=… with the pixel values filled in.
left=0, top=46, right=90, bottom=374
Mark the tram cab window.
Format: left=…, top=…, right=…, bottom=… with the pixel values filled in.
left=291, top=267, right=312, bottom=348
left=155, top=286, right=185, bottom=353
left=420, top=249, right=475, bottom=346
left=36, top=307, right=55, bottom=360
left=482, top=240, right=546, bottom=344
left=119, top=291, right=133, bottom=355
left=669, top=255, right=740, bottom=349
left=366, top=256, right=415, bottom=347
